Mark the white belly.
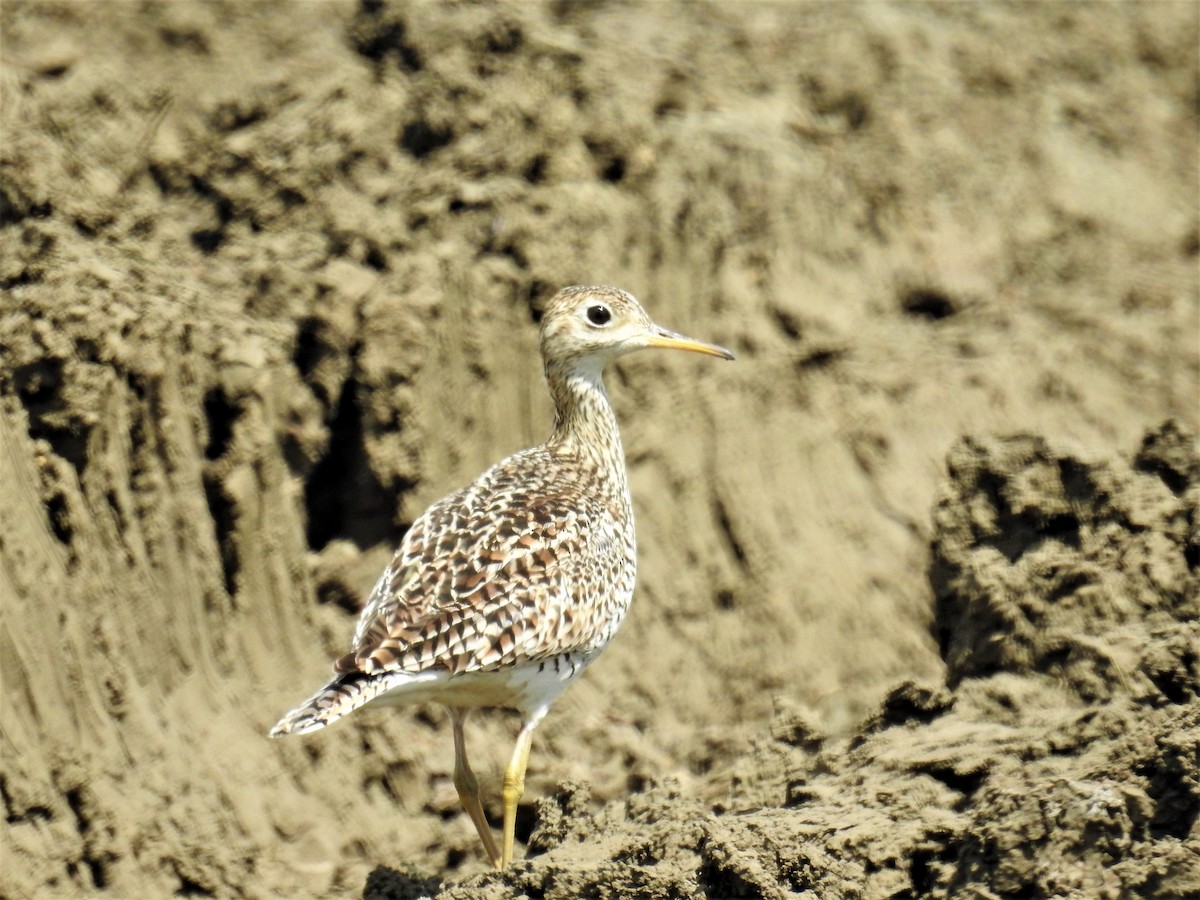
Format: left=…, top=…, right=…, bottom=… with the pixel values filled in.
left=372, top=649, right=603, bottom=716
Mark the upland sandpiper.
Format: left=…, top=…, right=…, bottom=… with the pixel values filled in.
left=270, top=285, right=733, bottom=868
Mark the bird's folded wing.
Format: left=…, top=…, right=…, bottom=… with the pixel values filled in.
left=334, top=489, right=602, bottom=677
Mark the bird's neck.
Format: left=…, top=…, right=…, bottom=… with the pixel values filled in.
left=545, top=358, right=627, bottom=480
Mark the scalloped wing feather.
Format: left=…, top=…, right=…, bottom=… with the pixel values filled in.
left=334, top=446, right=632, bottom=678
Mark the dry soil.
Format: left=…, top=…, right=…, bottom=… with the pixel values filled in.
left=1, top=2, right=1197, bottom=898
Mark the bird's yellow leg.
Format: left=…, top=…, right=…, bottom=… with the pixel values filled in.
left=501, top=716, right=541, bottom=868
left=450, top=708, right=501, bottom=869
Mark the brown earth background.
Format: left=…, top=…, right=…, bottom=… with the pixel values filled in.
left=1, top=2, right=1198, bottom=898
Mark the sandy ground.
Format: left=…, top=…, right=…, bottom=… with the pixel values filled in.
left=1, top=1, right=1197, bottom=898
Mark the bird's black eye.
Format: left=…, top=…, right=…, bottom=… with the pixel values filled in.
left=586, top=305, right=612, bottom=326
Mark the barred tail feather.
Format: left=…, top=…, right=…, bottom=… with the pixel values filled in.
left=269, top=671, right=412, bottom=737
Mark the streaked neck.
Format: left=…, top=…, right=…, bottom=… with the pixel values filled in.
left=545, top=357, right=626, bottom=476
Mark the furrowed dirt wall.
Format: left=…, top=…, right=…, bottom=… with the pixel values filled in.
left=1, top=2, right=1197, bottom=897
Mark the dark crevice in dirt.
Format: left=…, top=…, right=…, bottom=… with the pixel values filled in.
left=794, top=346, right=849, bottom=371
left=169, top=860, right=215, bottom=897
left=713, top=494, right=748, bottom=569
left=210, top=99, right=266, bottom=132
left=303, top=374, right=402, bottom=552
left=612, top=841, right=656, bottom=867
left=400, top=120, right=455, bottom=159
left=494, top=241, right=529, bottom=272
left=1185, top=541, right=1199, bottom=572
left=362, top=865, right=441, bottom=900
left=187, top=175, right=235, bottom=254
left=13, top=358, right=90, bottom=476
left=202, top=473, right=240, bottom=599
left=1035, top=512, right=1081, bottom=548
left=1132, top=418, right=1199, bottom=496
left=0, top=268, right=44, bottom=289
left=873, top=681, right=955, bottom=729
left=1057, top=456, right=1097, bottom=503
left=174, top=875, right=216, bottom=897
left=480, top=19, right=524, bottom=55
left=64, top=787, right=90, bottom=834
left=190, top=228, right=225, bottom=254
left=186, top=175, right=235, bottom=225
left=159, top=25, right=211, bottom=55
left=72, top=217, right=98, bottom=238
left=64, top=786, right=110, bottom=889
left=816, top=90, right=872, bottom=132
left=33, top=416, right=89, bottom=476
left=583, top=139, right=627, bottom=184
left=82, top=855, right=110, bottom=890
left=187, top=177, right=235, bottom=223
left=65, top=857, right=108, bottom=891
left=910, top=835, right=961, bottom=896
left=912, top=764, right=987, bottom=803
left=929, top=603, right=957, bottom=673
left=202, top=388, right=240, bottom=461
left=278, top=186, right=307, bottom=209
left=349, top=1, right=424, bottom=72
left=126, top=377, right=153, bottom=487
left=524, top=153, right=548, bottom=184
left=697, top=845, right=763, bottom=899
left=526, top=281, right=555, bottom=320
left=364, top=770, right=399, bottom=803
left=0, top=184, right=52, bottom=225
left=1144, top=644, right=1198, bottom=705
left=44, top=489, right=74, bottom=547
left=770, top=306, right=803, bottom=340
left=1045, top=567, right=1097, bottom=604
left=514, top=801, right=538, bottom=849
left=364, top=244, right=389, bottom=271
left=899, top=287, right=960, bottom=320
left=0, top=775, right=53, bottom=825
left=147, top=163, right=175, bottom=196
left=972, top=471, right=1081, bottom=564
left=293, top=317, right=331, bottom=397
left=1140, top=754, right=1200, bottom=840
left=601, top=156, right=626, bottom=184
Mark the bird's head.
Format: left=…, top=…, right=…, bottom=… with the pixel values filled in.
left=539, top=285, right=734, bottom=372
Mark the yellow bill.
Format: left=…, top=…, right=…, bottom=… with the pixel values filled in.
left=645, top=326, right=735, bottom=360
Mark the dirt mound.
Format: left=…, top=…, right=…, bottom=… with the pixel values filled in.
left=365, top=423, right=1200, bottom=899
left=2, top=1, right=1197, bottom=897
left=933, top=421, right=1200, bottom=700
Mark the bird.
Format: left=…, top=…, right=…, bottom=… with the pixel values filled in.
left=269, top=285, right=733, bottom=869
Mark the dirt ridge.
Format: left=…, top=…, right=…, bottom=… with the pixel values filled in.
left=2, top=2, right=1197, bottom=897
